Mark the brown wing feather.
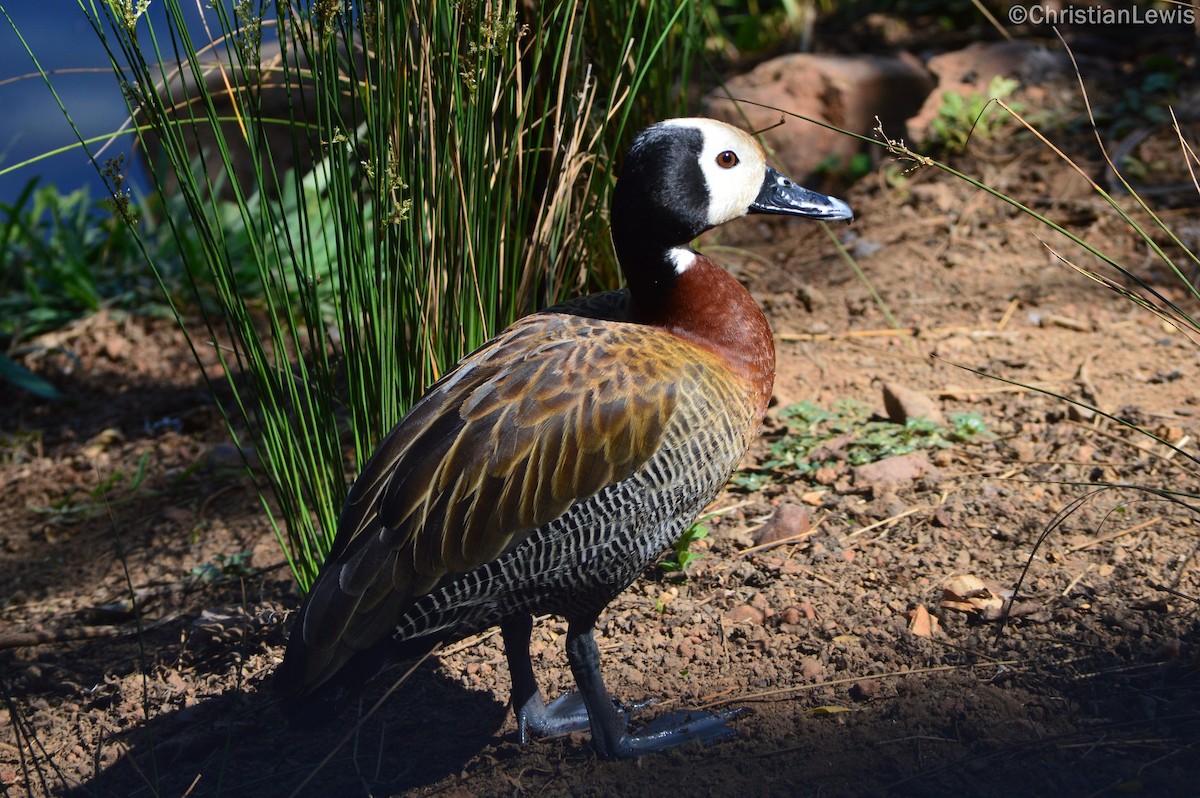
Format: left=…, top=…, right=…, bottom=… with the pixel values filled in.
left=279, top=305, right=707, bottom=695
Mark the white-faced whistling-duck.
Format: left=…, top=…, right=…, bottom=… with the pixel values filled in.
left=276, top=117, right=853, bottom=758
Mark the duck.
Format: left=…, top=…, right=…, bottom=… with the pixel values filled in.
left=275, top=117, right=853, bottom=758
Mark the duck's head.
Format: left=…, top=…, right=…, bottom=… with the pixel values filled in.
left=611, top=118, right=852, bottom=276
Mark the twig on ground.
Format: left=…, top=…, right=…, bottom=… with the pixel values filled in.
left=842, top=506, right=928, bottom=542
left=1066, top=516, right=1163, bottom=553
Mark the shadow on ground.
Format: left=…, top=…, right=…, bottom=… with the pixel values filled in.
left=62, top=661, right=508, bottom=798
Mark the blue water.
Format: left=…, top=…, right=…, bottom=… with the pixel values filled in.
left=0, top=1, right=212, bottom=208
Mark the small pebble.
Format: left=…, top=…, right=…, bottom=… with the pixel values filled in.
left=849, top=680, right=880, bottom=701
left=725, top=605, right=767, bottom=625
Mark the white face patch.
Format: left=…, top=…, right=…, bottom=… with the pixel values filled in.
left=662, top=118, right=767, bottom=227
left=668, top=246, right=697, bottom=274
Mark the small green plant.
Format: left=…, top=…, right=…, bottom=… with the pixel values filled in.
left=928, top=75, right=1023, bottom=153
left=949, top=411, right=989, bottom=439
left=32, top=449, right=154, bottom=523
left=0, top=180, right=150, bottom=339
left=731, top=470, right=770, bottom=492
left=1102, top=54, right=1180, bottom=133
left=733, top=399, right=989, bottom=490
left=660, top=522, right=709, bottom=574
left=0, top=178, right=205, bottom=398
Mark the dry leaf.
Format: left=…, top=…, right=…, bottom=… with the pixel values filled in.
left=942, top=574, right=1007, bottom=619
left=82, top=428, right=123, bottom=459
left=800, top=490, right=826, bottom=506
left=908, top=604, right=940, bottom=637
left=944, top=573, right=990, bottom=600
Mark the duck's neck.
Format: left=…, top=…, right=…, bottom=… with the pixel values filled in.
left=622, top=245, right=776, bottom=419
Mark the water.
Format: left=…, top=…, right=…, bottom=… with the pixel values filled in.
left=0, top=1, right=213, bottom=208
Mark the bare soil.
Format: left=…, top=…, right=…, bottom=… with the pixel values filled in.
left=4, top=45, right=1200, bottom=798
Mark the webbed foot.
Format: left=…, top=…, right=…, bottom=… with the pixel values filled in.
left=609, top=706, right=748, bottom=756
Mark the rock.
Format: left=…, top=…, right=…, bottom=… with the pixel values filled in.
left=753, top=503, right=811, bottom=548
left=780, top=603, right=818, bottom=625
left=907, top=41, right=1069, bottom=142
left=726, top=604, right=767, bottom=625
left=799, top=656, right=824, bottom=681
left=852, top=450, right=938, bottom=487
left=705, top=53, right=933, bottom=181
left=140, top=37, right=365, bottom=200
left=849, top=680, right=880, bottom=701
left=881, top=381, right=943, bottom=424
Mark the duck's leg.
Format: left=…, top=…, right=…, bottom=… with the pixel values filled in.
left=502, top=615, right=591, bottom=743
left=565, top=622, right=743, bottom=759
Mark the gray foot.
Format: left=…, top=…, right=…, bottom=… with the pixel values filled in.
left=517, top=691, right=659, bottom=742
left=614, top=706, right=748, bottom=756
left=517, top=691, right=591, bottom=742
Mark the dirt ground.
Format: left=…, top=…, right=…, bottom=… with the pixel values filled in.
left=4, top=33, right=1200, bottom=798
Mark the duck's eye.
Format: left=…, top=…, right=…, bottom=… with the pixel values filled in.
left=716, top=150, right=739, bottom=169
